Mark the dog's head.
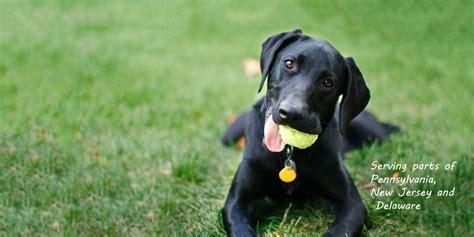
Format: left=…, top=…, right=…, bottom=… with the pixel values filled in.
left=260, top=29, right=370, bottom=151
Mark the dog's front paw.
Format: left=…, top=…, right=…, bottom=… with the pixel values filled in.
left=229, top=227, right=256, bottom=237
left=323, top=225, right=361, bottom=237
left=322, top=229, right=348, bottom=237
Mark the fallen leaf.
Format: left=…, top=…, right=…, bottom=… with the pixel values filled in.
left=146, top=211, right=155, bottom=220
left=236, top=137, right=246, bottom=150
left=227, top=114, right=238, bottom=124
left=39, top=128, right=46, bottom=137
left=363, top=182, right=377, bottom=189
left=243, top=58, right=260, bottom=76
left=51, top=221, right=60, bottom=229
left=392, top=172, right=400, bottom=178
left=186, top=224, right=195, bottom=233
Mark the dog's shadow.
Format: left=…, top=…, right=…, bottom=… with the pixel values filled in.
left=254, top=197, right=336, bottom=234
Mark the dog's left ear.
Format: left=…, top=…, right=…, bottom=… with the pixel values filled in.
left=339, top=57, right=371, bottom=135
left=258, top=29, right=303, bottom=93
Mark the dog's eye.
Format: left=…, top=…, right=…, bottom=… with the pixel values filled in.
left=284, top=60, right=294, bottom=69
left=322, top=79, right=334, bottom=88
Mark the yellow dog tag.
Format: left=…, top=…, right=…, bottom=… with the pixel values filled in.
left=279, top=167, right=296, bottom=183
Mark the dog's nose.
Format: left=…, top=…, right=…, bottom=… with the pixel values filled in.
left=278, top=102, right=304, bottom=122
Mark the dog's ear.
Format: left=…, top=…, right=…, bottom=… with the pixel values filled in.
left=339, top=57, right=371, bottom=134
left=258, top=29, right=303, bottom=93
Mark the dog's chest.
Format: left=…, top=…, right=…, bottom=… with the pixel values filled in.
left=281, top=181, right=301, bottom=195
left=277, top=154, right=313, bottom=195
left=279, top=170, right=316, bottom=195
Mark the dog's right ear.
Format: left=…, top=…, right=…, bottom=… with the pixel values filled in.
left=258, top=29, right=303, bottom=93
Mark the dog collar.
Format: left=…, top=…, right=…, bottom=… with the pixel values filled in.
left=279, top=146, right=297, bottom=183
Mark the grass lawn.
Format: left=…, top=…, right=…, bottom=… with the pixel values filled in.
left=0, top=0, right=472, bottom=236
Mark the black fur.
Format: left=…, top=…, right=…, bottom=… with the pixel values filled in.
left=221, top=29, right=398, bottom=237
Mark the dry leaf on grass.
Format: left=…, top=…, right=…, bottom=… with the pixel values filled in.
left=243, top=58, right=260, bottom=76
left=146, top=211, right=155, bottom=220
left=186, top=225, right=195, bottom=233
left=392, top=171, right=400, bottom=178
left=236, top=137, right=246, bottom=150
left=363, top=182, right=377, bottom=190
left=51, top=221, right=60, bottom=229
left=227, top=113, right=238, bottom=124
left=39, top=127, right=46, bottom=137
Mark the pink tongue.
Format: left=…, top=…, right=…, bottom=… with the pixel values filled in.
left=264, top=117, right=286, bottom=152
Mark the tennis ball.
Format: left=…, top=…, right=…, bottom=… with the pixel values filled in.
left=279, top=125, right=318, bottom=149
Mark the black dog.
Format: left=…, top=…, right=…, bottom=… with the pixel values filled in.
left=221, top=29, right=398, bottom=236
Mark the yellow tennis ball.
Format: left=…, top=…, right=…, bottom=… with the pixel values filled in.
left=279, top=125, right=318, bottom=149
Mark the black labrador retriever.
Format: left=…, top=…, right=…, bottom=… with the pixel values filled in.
left=221, top=29, right=398, bottom=237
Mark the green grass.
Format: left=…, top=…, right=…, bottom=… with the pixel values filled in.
left=0, top=0, right=472, bottom=236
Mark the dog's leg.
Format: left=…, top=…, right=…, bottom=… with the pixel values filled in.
left=222, top=162, right=263, bottom=237
left=221, top=111, right=250, bottom=146
left=342, top=110, right=400, bottom=152
left=317, top=164, right=369, bottom=237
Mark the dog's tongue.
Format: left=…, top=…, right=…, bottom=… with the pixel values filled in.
left=264, top=117, right=286, bottom=152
